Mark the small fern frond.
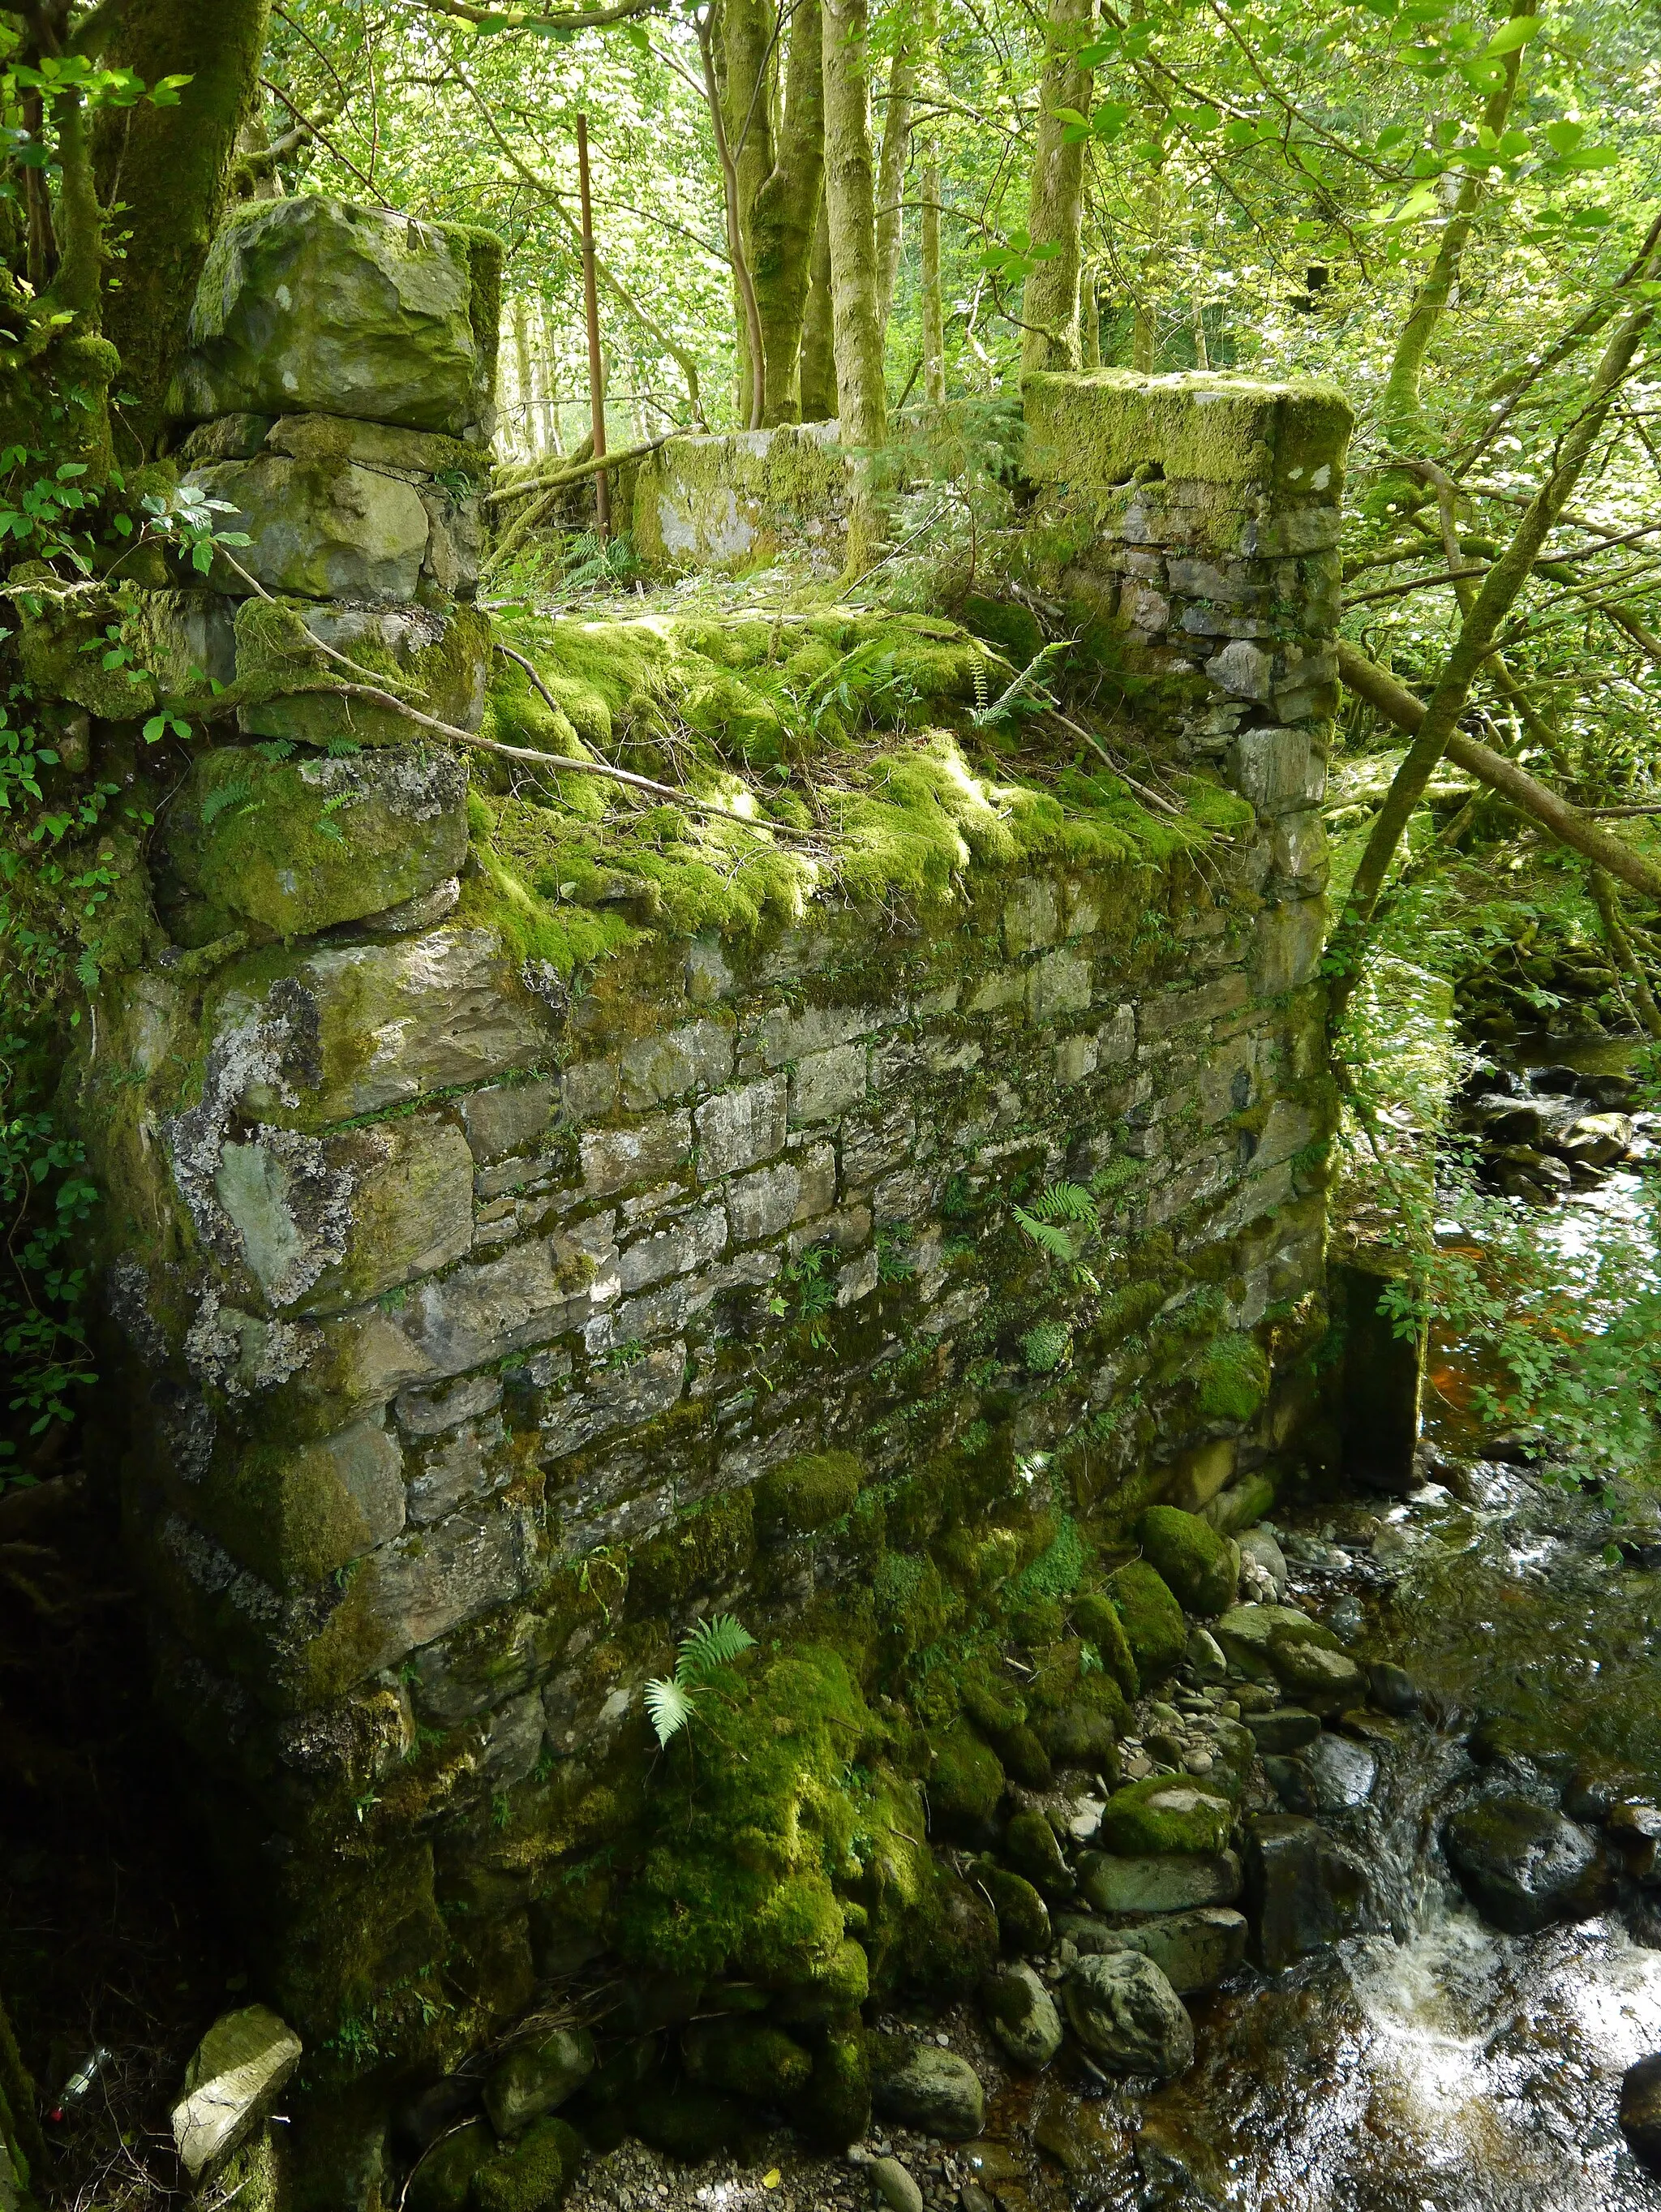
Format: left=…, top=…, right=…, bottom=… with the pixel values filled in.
left=644, top=1675, right=697, bottom=1746
left=1029, top=1180, right=1100, bottom=1228
left=1013, top=1207, right=1077, bottom=1264
left=677, top=1613, right=757, bottom=1686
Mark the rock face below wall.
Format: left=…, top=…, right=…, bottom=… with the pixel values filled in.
left=72, top=368, right=1349, bottom=2200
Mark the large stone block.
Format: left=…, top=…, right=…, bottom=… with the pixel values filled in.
left=183, top=455, right=430, bottom=600
left=632, top=422, right=851, bottom=574
left=171, top=2005, right=302, bottom=2182
left=198, top=1415, right=406, bottom=1591
left=1022, top=367, right=1352, bottom=500
left=170, top=196, right=499, bottom=436
left=211, top=1115, right=474, bottom=1314
left=15, top=578, right=236, bottom=717
left=165, top=743, right=470, bottom=937
left=235, top=599, right=493, bottom=745
left=204, top=927, right=559, bottom=1130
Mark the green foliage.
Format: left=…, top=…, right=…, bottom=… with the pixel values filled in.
left=643, top=1613, right=758, bottom=1747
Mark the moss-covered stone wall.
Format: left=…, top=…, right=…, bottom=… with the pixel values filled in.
left=67, top=359, right=1348, bottom=2203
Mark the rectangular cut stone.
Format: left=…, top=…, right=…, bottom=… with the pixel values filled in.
left=696, top=1074, right=788, bottom=1179
left=331, top=1502, right=533, bottom=1678
left=389, top=1234, right=610, bottom=1379
left=460, top=1078, right=560, bottom=1163
left=619, top=1018, right=735, bottom=1108
left=1028, top=948, right=1092, bottom=1024
left=789, top=1043, right=867, bottom=1123
left=728, top=1160, right=803, bottom=1243
left=1004, top=878, right=1060, bottom=956
left=395, top=1372, right=504, bottom=1437
left=1228, top=727, right=1321, bottom=815
left=537, top=1342, right=686, bottom=1461
left=966, top=968, right=1025, bottom=1015
left=616, top=1201, right=727, bottom=1291
left=581, top=1111, right=693, bottom=1196
left=1253, top=900, right=1326, bottom=996
left=746, top=1000, right=879, bottom=1070
left=1023, top=369, right=1351, bottom=499
left=221, top=928, right=557, bottom=1129
left=406, top=1412, right=513, bottom=1526
left=562, top=1057, right=620, bottom=1122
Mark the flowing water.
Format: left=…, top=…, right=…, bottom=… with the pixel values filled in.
left=1016, top=1146, right=1661, bottom=2208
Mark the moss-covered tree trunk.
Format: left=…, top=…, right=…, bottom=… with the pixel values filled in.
left=920, top=156, right=944, bottom=404
left=90, top=0, right=273, bottom=459
left=800, top=195, right=837, bottom=421
left=742, top=0, right=826, bottom=425
left=822, top=0, right=886, bottom=569
left=1019, top=0, right=1098, bottom=376
left=873, top=39, right=916, bottom=338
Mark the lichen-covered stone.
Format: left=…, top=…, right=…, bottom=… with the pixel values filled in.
left=184, top=454, right=431, bottom=600
left=165, top=744, right=470, bottom=937
left=482, top=2030, right=594, bottom=2134
left=1078, top=1851, right=1243, bottom=1918
left=1062, top=1952, right=1194, bottom=2079
left=1061, top=1906, right=1247, bottom=1995
left=170, top=2005, right=302, bottom=2182
left=980, top=1961, right=1063, bottom=2070
left=869, top=2038, right=985, bottom=2138
left=633, top=423, right=851, bottom=575
left=170, top=196, right=499, bottom=436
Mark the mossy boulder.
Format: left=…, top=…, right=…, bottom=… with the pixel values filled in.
left=682, top=2018, right=813, bottom=2102
left=869, top=2037, right=986, bottom=2139
left=1003, top=1809, right=1073, bottom=1900
left=1191, top=1332, right=1272, bottom=1424
left=1070, top=1591, right=1140, bottom=1699
left=408, top=2120, right=493, bottom=2212
left=171, top=195, right=499, bottom=436
left=972, top=1861, right=1052, bottom=1955
left=483, top=2029, right=595, bottom=2135
left=630, top=2086, right=750, bottom=2163
left=1135, top=1507, right=1238, bottom=1617
left=1099, top=1776, right=1233, bottom=1858
left=468, top=2115, right=581, bottom=2212
left=1105, top=1561, right=1187, bottom=1686
left=980, top=1961, right=1063, bottom=2071
left=928, top=1723, right=1005, bottom=1839
left=753, top=1450, right=862, bottom=1540
left=791, top=2021, right=871, bottom=2147
left=165, top=742, right=470, bottom=938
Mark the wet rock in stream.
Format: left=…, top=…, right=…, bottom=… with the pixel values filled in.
left=1443, top=1795, right=1614, bottom=1934
left=1062, top=1952, right=1195, bottom=2078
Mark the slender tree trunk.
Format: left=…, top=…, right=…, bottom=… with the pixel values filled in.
left=1330, top=288, right=1661, bottom=1022
left=1081, top=264, right=1101, bottom=368
left=800, top=195, right=837, bottom=420
left=736, top=0, right=826, bottom=424
left=1380, top=0, right=1537, bottom=450
left=1020, top=0, right=1099, bottom=375
left=1337, top=641, right=1661, bottom=904
left=512, top=302, right=537, bottom=457
left=821, top=0, right=886, bottom=516
left=920, top=157, right=945, bottom=404
left=873, top=38, right=916, bottom=337
left=699, top=6, right=768, bottom=428
left=1590, top=869, right=1661, bottom=1038
left=91, top=0, right=274, bottom=457
left=539, top=300, right=565, bottom=453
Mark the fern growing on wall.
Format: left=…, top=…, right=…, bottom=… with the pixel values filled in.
left=644, top=1613, right=757, bottom=1746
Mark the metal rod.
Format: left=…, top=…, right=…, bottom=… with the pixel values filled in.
left=576, top=112, right=610, bottom=541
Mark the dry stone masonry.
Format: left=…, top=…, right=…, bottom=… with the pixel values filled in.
left=60, top=206, right=1360, bottom=2206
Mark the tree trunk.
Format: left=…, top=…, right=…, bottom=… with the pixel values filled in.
left=821, top=0, right=886, bottom=522
left=744, top=0, right=826, bottom=423
left=800, top=195, right=837, bottom=420
left=873, top=39, right=916, bottom=337
left=1081, top=264, right=1101, bottom=368
left=1380, top=0, right=1537, bottom=451
left=1020, top=0, right=1098, bottom=376
left=512, top=302, right=538, bottom=457
left=92, top=0, right=274, bottom=457
left=920, top=157, right=944, bottom=404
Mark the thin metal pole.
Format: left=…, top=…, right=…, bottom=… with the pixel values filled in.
left=576, top=112, right=609, bottom=541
